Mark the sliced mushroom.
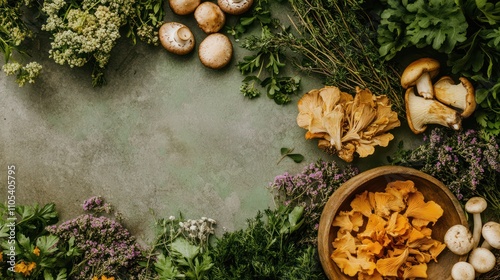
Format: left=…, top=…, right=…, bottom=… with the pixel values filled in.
left=169, top=0, right=201, bottom=15
left=159, top=22, right=195, bottom=55
left=194, top=2, right=226, bottom=34
left=405, top=87, right=462, bottom=134
left=434, top=76, right=476, bottom=117
left=198, top=33, right=232, bottom=69
left=217, top=0, right=254, bottom=15
left=401, top=58, right=440, bottom=99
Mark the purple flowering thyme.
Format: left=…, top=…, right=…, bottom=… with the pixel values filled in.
left=268, top=159, right=359, bottom=243
left=389, top=127, right=500, bottom=215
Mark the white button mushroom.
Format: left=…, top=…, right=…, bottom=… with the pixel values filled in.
left=444, top=224, right=475, bottom=255
left=468, top=247, right=496, bottom=274
left=401, top=57, right=440, bottom=99
left=451, top=261, right=475, bottom=280
left=198, top=33, right=233, bottom=69
left=169, top=0, right=201, bottom=15
left=481, top=221, right=500, bottom=250
left=404, top=87, right=462, bottom=134
left=159, top=22, right=196, bottom=55
left=194, top=2, right=226, bottom=34
left=465, top=197, right=488, bottom=249
left=218, top=0, right=254, bottom=15
left=434, top=76, right=476, bottom=118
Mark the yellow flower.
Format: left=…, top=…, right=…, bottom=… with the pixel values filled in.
left=0, top=251, right=3, bottom=262
left=33, top=247, right=40, bottom=256
left=92, top=277, right=99, bottom=280
left=101, top=276, right=115, bottom=280
left=14, top=261, right=36, bottom=276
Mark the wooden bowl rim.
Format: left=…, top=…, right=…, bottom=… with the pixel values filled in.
left=317, top=165, right=468, bottom=280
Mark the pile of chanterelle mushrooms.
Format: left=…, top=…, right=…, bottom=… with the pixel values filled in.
left=401, top=58, right=476, bottom=134
left=444, top=197, right=500, bottom=279
left=159, top=0, right=254, bottom=69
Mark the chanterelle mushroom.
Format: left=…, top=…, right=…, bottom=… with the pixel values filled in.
left=169, top=0, right=201, bottom=15
left=218, top=0, right=254, bottom=15
left=297, top=86, right=400, bottom=162
left=434, top=76, right=476, bottom=117
left=159, top=22, right=195, bottom=55
left=198, top=33, right=233, bottom=69
left=401, top=57, right=440, bottom=99
left=194, top=2, right=226, bottom=34
left=405, top=87, right=462, bottom=134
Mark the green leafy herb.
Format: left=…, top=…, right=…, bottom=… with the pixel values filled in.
left=277, top=147, right=304, bottom=164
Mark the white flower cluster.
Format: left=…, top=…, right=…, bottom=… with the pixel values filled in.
left=178, top=217, right=217, bottom=244
left=2, top=61, right=42, bottom=87
left=41, top=0, right=134, bottom=69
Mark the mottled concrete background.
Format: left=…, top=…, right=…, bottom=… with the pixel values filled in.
left=0, top=10, right=417, bottom=243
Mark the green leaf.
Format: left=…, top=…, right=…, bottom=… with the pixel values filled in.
left=36, top=235, right=59, bottom=254
left=170, top=238, right=200, bottom=260
left=280, top=147, right=293, bottom=156
left=287, top=154, right=304, bottom=163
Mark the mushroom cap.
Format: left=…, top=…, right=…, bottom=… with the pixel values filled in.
left=404, top=87, right=462, bottom=134
left=401, top=58, right=440, bottom=89
left=169, top=0, right=201, bottom=15
left=465, top=197, right=487, bottom=214
left=217, top=0, right=254, bottom=15
left=468, top=247, right=496, bottom=273
left=198, top=33, right=233, bottom=69
left=443, top=224, right=474, bottom=255
left=159, top=22, right=195, bottom=55
left=434, top=76, right=476, bottom=118
left=451, top=262, right=475, bottom=280
left=194, top=2, right=226, bottom=34
left=482, top=221, right=500, bottom=249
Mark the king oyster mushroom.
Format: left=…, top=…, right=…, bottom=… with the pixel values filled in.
left=159, top=22, right=195, bottom=55
left=465, top=197, right=487, bottom=249
left=434, top=76, right=476, bottom=118
left=198, top=33, right=233, bottom=69
left=217, top=0, right=254, bottom=15
left=404, top=87, right=462, bottom=134
left=194, top=2, right=226, bottom=34
left=169, top=0, right=201, bottom=15
left=401, top=57, right=440, bottom=99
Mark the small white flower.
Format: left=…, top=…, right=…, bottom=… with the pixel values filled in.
left=168, top=216, right=175, bottom=221
left=189, top=225, right=197, bottom=231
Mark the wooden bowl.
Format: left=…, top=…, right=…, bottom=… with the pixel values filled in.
left=317, top=166, right=468, bottom=280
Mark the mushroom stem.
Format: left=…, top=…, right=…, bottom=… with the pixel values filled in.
left=480, top=240, right=492, bottom=250
left=471, top=213, right=482, bottom=248
left=415, top=72, right=434, bottom=99
left=465, top=197, right=487, bottom=249
left=175, top=26, right=191, bottom=43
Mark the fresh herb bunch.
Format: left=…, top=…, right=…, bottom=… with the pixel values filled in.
left=0, top=0, right=42, bottom=86
left=283, top=0, right=404, bottom=116
left=46, top=197, right=144, bottom=279
left=268, top=160, right=359, bottom=244
left=208, top=206, right=325, bottom=280
left=0, top=203, right=80, bottom=279
left=140, top=214, right=216, bottom=279
left=231, top=0, right=302, bottom=105
left=126, top=0, right=165, bottom=46
left=388, top=128, right=500, bottom=218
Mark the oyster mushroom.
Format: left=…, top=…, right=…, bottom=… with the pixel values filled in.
left=434, top=76, right=476, bottom=117
left=194, top=2, right=226, bottom=34
left=404, top=87, right=462, bottom=134
left=198, top=33, right=233, bottom=69
left=217, top=0, right=254, bottom=15
left=169, top=0, right=201, bottom=15
left=401, top=58, right=440, bottom=99
left=159, top=22, right=195, bottom=55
